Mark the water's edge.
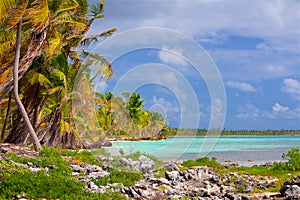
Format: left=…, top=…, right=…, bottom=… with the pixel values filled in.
left=104, top=136, right=300, bottom=164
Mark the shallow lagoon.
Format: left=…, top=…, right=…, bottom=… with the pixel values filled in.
left=105, top=136, right=300, bottom=164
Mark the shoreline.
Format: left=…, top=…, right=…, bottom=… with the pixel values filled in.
left=107, top=134, right=300, bottom=142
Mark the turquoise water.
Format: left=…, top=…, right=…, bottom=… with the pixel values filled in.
left=105, top=136, right=300, bottom=162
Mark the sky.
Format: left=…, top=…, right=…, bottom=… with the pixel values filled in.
left=86, top=0, right=300, bottom=130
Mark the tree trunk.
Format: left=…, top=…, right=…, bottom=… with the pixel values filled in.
left=13, top=19, right=42, bottom=152
left=1, top=92, right=12, bottom=142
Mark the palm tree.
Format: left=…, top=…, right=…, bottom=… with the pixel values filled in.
left=2, top=0, right=116, bottom=148
left=13, top=19, right=42, bottom=151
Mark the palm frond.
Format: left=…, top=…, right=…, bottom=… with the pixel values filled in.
left=45, top=30, right=62, bottom=56
left=0, top=0, right=15, bottom=22
left=53, top=0, right=79, bottom=17
left=80, top=28, right=117, bottom=47
left=89, top=1, right=104, bottom=19
left=25, top=0, right=49, bottom=31
left=27, top=71, right=52, bottom=87
left=1, top=0, right=28, bottom=26
left=52, top=70, right=67, bottom=89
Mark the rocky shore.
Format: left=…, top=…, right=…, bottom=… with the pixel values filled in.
left=0, top=144, right=299, bottom=200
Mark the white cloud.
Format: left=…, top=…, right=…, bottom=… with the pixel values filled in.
left=210, top=49, right=299, bottom=81
left=265, top=65, right=286, bottom=74
left=272, top=103, right=289, bottom=113
left=226, top=81, right=256, bottom=92
left=237, top=102, right=300, bottom=120
left=256, top=42, right=271, bottom=50
left=210, top=98, right=226, bottom=128
left=237, top=102, right=260, bottom=119
left=150, top=96, right=179, bottom=113
left=282, top=78, right=300, bottom=100
left=272, top=103, right=300, bottom=119
left=93, top=0, right=300, bottom=52
left=158, top=46, right=189, bottom=66
left=95, top=81, right=108, bottom=93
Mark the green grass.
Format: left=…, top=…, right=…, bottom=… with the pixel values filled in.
left=93, top=168, right=143, bottom=187
left=182, top=157, right=224, bottom=170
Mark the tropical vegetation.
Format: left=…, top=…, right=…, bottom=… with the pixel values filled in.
left=0, top=0, right=168, bottom=150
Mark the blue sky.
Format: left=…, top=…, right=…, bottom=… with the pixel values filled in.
left=87, top=0, right=300, bottom=130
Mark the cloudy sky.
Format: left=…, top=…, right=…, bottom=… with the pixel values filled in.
left=87, top=0, right=300, bottom=130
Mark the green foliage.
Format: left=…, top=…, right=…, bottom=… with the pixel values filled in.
left=236, top=186, right=245, bottom=193
left=272, top=148, right=300, bottom=172
left=73, top=150, right=102, bottom=165
left=94, top=168, right=143, bottom=187
left=154, top=168, right=169, bottom=178
left=282, top=147, right=300, bottom=171
left=0, top=168, right=125, bottom=199
left=0, top=170, right=85, bottom=199
left=0, top=147, right=125, bottom=199
left=182, top=157, right=224, bottom=169
left=90, top=148, right=111, bottom=157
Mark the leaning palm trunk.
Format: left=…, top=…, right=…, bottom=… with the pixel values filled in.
left=5, top=83, right=44, bottom=144
left=1, top=92, right=11, bottom=142
left=12, top=19, right=42, bottom=152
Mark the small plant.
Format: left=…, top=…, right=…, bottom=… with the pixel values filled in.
left=236, top=186, right=245, bottom=193
left=73, top=150, right=101, bottom=165
left=154, top=168, right=168, bottom=178
left=157, top=186, right=169, bottom=191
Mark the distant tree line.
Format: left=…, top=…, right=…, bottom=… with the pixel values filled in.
left=167, top=128, right=300, bottom=136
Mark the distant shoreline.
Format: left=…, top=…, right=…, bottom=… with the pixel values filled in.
left=108, top=134, right=300, bottom=142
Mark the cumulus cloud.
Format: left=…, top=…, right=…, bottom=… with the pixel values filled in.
left=272, top=103, right=300, bottom=119
left=158, top=46, right=189, bottom=66
left=150, top=96, right=180, bottom=114
left=272, top=103, right=289, bottom=113
left=93, top=0, right=300, bottom=52
left=282, top=78, right=300, bottom=100
left=236, top=102, right=260, bottom=119
left=237, top=102, right=300, bottom=120
left=226, top=81, right=256, bottom=92
left=210, top=98, right=226, bottom=128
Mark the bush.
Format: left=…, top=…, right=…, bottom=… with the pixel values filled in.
left=282, top=147, right=300, bottom=171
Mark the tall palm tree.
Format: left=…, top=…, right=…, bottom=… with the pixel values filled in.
left=13, top=19, right=42, bottom=151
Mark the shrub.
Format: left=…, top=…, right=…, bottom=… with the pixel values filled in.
left=282, top=147, right=300, bottom=171
left=273, top=148, right=300, bottom=172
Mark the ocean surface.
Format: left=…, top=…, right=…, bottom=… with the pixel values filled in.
left=104, top=136, right=300, bottom=164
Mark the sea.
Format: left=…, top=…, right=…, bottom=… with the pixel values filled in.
left=104, top=136, right=300, bottom=165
